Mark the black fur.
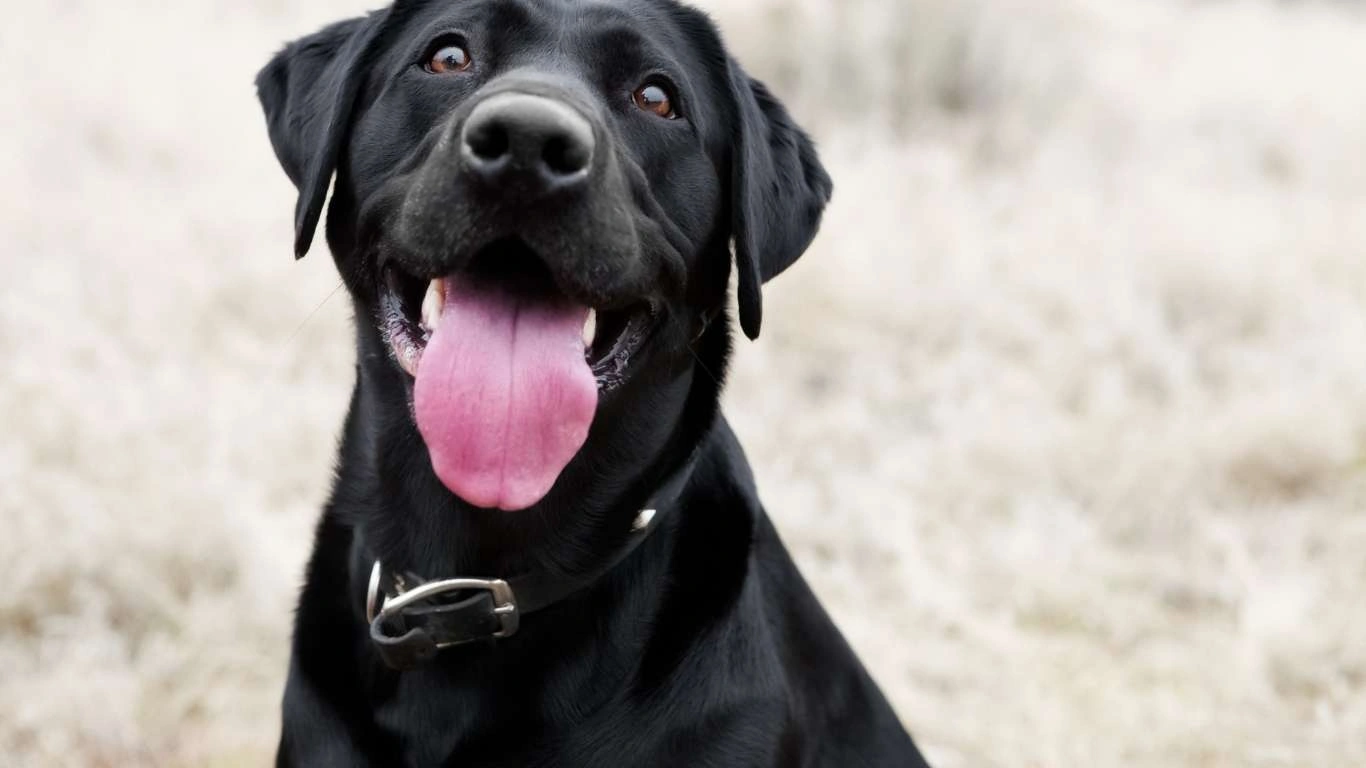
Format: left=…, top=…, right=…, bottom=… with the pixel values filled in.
left=256, top=0, right=926, bottom=765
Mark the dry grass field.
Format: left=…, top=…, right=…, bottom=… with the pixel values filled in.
left=2, top=0, right=1365, bottom=765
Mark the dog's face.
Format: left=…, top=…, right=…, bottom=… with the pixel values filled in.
left=258, top=0, right=830, bottom=513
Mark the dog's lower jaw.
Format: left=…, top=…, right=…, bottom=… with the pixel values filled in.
left=342, top=305, right=726, bottom=582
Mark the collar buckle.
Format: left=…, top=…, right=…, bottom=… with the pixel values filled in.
left=368, top=562, right=520, bottom=642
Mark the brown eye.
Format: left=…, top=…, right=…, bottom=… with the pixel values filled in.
left=632, top=83, right=677, bottom=119
left=426, top=44, right=471, bottom=74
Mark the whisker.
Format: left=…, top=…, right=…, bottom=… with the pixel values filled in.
left=284, top=280, right=346, bottom=349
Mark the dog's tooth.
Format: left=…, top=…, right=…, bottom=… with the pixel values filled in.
left=396, top=344, right=420, bottom=378
left=582, top=309, right=597, bottom=349
left=420, top=280, right=445, bottom=330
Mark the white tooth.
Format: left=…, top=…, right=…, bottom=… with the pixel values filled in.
left=582, top=309, right=598, bottom=349
left=396, top=344, right=420, bottom=378
left=421, top=279, right=445, bottom=330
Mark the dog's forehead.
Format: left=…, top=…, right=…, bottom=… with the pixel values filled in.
left=420, top=0, right=722, bottom=83
left=392, top=0, right=691, bottom=42
left=375, top=0, right=729, bottom=127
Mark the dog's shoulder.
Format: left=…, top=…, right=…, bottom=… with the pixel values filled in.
left=685, top=420, right=929, bottom=765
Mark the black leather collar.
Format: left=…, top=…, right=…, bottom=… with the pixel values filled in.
left=366, top=451, right=698, bottom=670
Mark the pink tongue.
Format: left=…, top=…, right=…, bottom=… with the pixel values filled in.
left=413, top=279, right=598, bottom=511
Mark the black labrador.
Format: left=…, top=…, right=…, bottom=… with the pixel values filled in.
left=257, top=0, right=929, bottom=765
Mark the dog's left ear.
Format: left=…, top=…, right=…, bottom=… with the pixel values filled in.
left=255, top=14, right=383, bottom=259
left=726, top=60, right=833, bottom=340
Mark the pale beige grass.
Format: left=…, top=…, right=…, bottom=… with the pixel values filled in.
left=2, top=0, right=1364, bottom=765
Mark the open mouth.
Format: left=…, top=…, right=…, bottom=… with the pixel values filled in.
left=376, top=237, right=659, bottom=510
left=379, top=238, right=656, bottom=393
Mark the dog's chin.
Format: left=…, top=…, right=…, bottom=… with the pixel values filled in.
left=374, top=236, right=660, bottom=511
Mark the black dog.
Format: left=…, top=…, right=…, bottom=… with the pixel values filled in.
left=257, top=0, right=928, bottom=765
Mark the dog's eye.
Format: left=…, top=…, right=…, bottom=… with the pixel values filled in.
left=425, top=42, right=472, bottom=74
left=632, top=82, right=677, bottom=119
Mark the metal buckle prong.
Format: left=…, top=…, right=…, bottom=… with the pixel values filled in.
left=366, top=561, right=386, bottom=624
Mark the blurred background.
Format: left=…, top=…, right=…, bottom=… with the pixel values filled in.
left=3, top=0, right=1365, bottom=765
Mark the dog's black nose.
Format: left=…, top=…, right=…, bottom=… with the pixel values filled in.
left=461, top=93, right=595, bottom=195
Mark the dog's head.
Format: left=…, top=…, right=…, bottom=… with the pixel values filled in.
left=257, top=0, right=830, bottom=513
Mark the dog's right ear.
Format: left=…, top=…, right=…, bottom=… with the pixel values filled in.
left=256, top=15, right=381, bottom=259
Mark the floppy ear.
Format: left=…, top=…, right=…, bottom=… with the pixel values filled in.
left=726, top=60, right=833, bottom=340
left=255, top=15, right=382, bottom=259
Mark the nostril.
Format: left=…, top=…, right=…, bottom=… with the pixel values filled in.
left=542, top=134, right=591, bottom=176
left=465, top=118, right=510, bottom=162
left=461, top=94, right=595, bottom=186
